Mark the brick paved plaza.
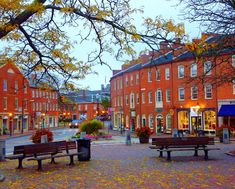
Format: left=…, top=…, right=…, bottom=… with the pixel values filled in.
left=0, top=141, right=235, bottom=189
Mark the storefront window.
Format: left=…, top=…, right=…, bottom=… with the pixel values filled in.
left=204, top=110, right=216, bottom=130
left=178, top=111, right=189, bottom=130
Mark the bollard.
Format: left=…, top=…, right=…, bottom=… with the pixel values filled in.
left=126, top=130, right=131, bottom=146
left=0, top=139, right=6, bottom=161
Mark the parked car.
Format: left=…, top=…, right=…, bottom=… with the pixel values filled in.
left=69, top=119, right=83, bottom=128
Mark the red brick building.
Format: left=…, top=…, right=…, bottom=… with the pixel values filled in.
left=0, top=61, right=31, bottom=135
left=110, top=33, right=235, bottom=135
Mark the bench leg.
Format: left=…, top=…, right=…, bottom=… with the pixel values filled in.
left=194, top=149, right=198, bottom=156
left=50, top=157, right=56, bottom=164
left=37, top=160, right=43, bottom=171
left=68, top=155, right=75, bottom=166
left=204, top=150, right=209, bottom=160
left=166, top=151, right=171, bottom=161
left=17, top=158, right=24, bottom=169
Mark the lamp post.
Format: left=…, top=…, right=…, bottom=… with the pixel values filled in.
left=8, top=113, right=13, bottom=136
left=96, top=94, right=100, bottom=120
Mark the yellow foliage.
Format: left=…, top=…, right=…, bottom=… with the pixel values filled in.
left=60, top=7, right=74, bottom=13
left=131, top=34, right=141, bottom=41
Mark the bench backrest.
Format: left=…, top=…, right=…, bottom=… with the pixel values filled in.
left=23, top=142, right=58, bottom=155
left=152, top=137, right=214, bottom=147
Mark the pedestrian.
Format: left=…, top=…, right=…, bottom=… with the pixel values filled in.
left=126, top=129, right=131, bottom=146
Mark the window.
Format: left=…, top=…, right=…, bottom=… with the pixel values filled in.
left=130, top=75, right=133, bottom=86
left=148, top=114, right=154, bottom=129
left=233, top=80, right=235, bottom=94
left=166, top=89, right=170, bottom=102
left=14, top=81, right=18, bottom=92
left=156, top=89, right=162, bottom=102
left=156, top=69, right=160, bottom=81
left=166, top=114, right=172, bottom=130
left=191, top=86, right=198, bottom=100
left=3, top=80, right=7, bottom=91
left=93, top=104, right=97, bottom=110
left=204, top=61, right=212, bottom=75
left=178, top=65, right=184, bottom=78
left=178, top=88, right=185, bottom=101
left=232, top=55, right=235, bottom=67
left=125, top=76, right=128, bottom=86
left=32, top=90, right=35, bottom=98
left=114, top=80, right=116, bottom=90
left=125, top=95, right=129, bottom=105
left=136, top=115, right=140, bottom=128
left=23, top=83, right=27, bottom=94
left=190, top=63, right=197, bottom=77
left=36, top=90, right=38, bottom=98
left=136, top=93, right=139, bottom=104
left=85, top=105, right=87, bottom=110
left=125, top=115, right=129, bottom=128
left=24, top=99, right=28, bottom=110
left=141, top=92, right=145, bottom=104
left=205, top=84, right=212, bottom=99
left=136, top=74, right=139, bottom=84
left=148, top=69, right=152, bottom=82
left=14, top=98, right=18, bottom=110
left=120, top=79, right=123, bottom=89
left=3, top=97, right=7, bottom=110
left=165, top=68, right=170, bottom=80
left=130, top=93, right=135, bottom=108
left=120, top=96, right=123, bottom=106
left=148, top=91, right=152, bottom=103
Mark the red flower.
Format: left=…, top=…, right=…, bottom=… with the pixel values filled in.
left=30, top=128, right=54, bottom=143
left=135, top=126, right=152, bottom=138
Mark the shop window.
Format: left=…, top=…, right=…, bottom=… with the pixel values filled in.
left=178, top=111, right=189, bottom=130
left=204, top=110, right=216, bottom=131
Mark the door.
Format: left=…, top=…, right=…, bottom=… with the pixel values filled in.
left=191, top=116, right=202, bottom=133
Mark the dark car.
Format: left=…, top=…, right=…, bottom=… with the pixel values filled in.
left=69, top=119, right=83, bottom=128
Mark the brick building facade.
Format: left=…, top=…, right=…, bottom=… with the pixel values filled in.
left=110, top=34, right=235, bottom=135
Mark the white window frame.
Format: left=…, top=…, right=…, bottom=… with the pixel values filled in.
left=3, top=97, right=7, bottom=110
left=136, top=74, right=139, bottom=84
left=204, top=61, right=212, bottom=75
left=178, top=65, right=184, bottom=78
left=3, top=80, right=7, bottom=91
left=166, top=89, right=170, bottom=102
left=136, top=93, right=139, bottom=104
left=190, top=63, right=197, bottom=77
left=156, top=69, right=160, bottom=81
left=130, top=93, right=135, bottom=108
left=156, top=89, right=163, bottom=102
left=130, top=75, right=133, bottom=86
left=141, top=92, right=145, bottom=104
left=148, top=91, right=152, bottom=103
left=233, top=80, right=235, bottom=94
left=148, top=114, right=154, bottom=129
left=232, top=55, right=235, bottom=67
left=191, top=86, right=198, bottom=100
left=165, top=67, right=170, bottom=80
left=148, top=69, right=152, bottom=82
left=125, top=95, right=128, bottom=105
left=205, top=84, right=212, bottom=99
left=14, top=81, right=18, bottom=93
left=125, top=76, right=128, bottom=86
left=178, top=88, right=185, bottom=101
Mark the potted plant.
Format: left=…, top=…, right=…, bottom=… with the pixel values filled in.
left=135, top=126, right=152, bottom=143
left=30, top=128, right=53, bottom=143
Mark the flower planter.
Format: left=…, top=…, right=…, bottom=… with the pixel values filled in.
left=139, top=137, right=149, bottom=144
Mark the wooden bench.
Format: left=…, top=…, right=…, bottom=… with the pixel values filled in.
left=149, top=137, right=220, bottom=161
left=6, top=141, right=84, bottom=170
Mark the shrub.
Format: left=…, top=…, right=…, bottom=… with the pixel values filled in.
left=30, top=128, right=53, bottom=143
left=80, top=119, right=103, bottom=134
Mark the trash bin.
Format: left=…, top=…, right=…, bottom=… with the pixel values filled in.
left=0, top=139, right=6, bottom=161
left=76, top=139, right=91, bottom=161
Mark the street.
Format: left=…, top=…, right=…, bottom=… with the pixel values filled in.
left=5, top=128, right=79, bottom=154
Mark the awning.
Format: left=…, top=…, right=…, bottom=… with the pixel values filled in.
left=218, top=105, right=235, bottom=117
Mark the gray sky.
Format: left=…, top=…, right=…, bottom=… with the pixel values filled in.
left=76, top=0, right=202, bottom=90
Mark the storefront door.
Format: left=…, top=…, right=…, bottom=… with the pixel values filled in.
left=191, top=116, right=202, bottom=133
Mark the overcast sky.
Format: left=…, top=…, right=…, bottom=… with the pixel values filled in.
left=76, top=0, right=203, bottom=90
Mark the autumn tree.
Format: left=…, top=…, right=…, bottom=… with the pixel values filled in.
left=0, top=0, right=185, bottom=90
left=179, top=0, right=235, bottom=87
